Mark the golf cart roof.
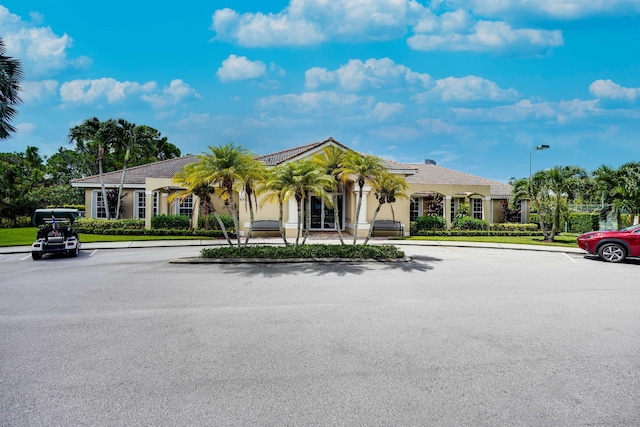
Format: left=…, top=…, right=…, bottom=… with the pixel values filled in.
left=32, top=208, right=79, bottom=226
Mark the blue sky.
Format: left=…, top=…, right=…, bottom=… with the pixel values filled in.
left=2, top=1, right=640, bottom=182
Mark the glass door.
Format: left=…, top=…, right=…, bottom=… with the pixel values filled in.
left=309, top=195, right=343, bottom=230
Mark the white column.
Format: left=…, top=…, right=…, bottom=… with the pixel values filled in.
left=483, top=196, right=492, bottom=222
left=285, top=198, right=298, bottom=229
left=444, top=195, right=452, bottom=228
left=354, top=185, right=371, bottom=229
left=144, top=191, right=153, bottom=230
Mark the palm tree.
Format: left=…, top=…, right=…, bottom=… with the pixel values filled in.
left=197, top=143, right=256, bottom=247
left=262, top=165, right=290, bottom=245
left=112, top=119, right=156, bottom=219
left=69, top=118, right=118, bottom=218
left=313, top=145, right=348, bottom=245
left=530, top=165, right=587, bottom=241
left=271, top=160, right=333, bottom=246
left=240, top=157, right=267, bottom=245
left=342, top=152, right=386, bottom=245
left=171, top=162, right=233, bottom=245
left=363, top=172, right=409, bottom=245
left=0, top=38, right=23, bottom=140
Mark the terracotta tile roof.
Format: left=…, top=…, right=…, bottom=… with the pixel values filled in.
left=71, top=142, right=509, bottom=198
left=406, top=163, right=512, bottom=197
left=71, top=155, right=199, bottom=186
left=257, top=142, right=325, bottom=166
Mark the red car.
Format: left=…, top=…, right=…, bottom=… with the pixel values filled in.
left=577, top=224, right=640, bottom=263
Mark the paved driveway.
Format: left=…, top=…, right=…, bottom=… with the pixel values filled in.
left=1, top=246, right=639, bottom=426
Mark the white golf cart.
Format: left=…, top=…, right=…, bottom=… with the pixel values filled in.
left=31, top=208, right=81, bottom=260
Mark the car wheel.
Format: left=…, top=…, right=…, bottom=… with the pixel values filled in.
left=32, top=252, right=42, bottom=260
left=598, top=243, right=626, bottom=263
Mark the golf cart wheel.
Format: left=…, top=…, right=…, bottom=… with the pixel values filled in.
left=71, top=246, right=79, bottom=257
left=32, top=252, right=42, bottom=260
left=598, top=243, right=626, bottom=263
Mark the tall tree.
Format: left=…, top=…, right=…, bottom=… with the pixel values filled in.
left=69, top=118, right=118, bottom=218
left=0, top=38, right=23, bottom=140
left=342, top=152, right=386, bottom=245
left=239, top=157, right=267, bottom=245
left=363, top=172, right=409, bottom=245
left=196, top=143, right=256, bottom=247
left=528, top=165, right=587, bottom=241
left=313, top=145, right=348, bottom=245
left=262, top=165, right=290, bottom=245
left=171, top=164, right=233, bottom=244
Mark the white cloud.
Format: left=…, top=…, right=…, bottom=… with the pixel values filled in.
left=408, top=20, right=563, bottom=53
left=418, top=75, right=520, bottom=103
left=217, top=55, right=267, bottom=82
left=21, top=80, right=59, bottom=103
left=211, top=2, right=567, bottom=55
left=141, top=79, right=200, bottom=109
left=211, top=0, right=416, bottom=47
left=452, top=99, right=601, bottom=123
left=371, top=102, right=405, bottom=121
left=305, top=58, right=433, bottom=91
left=258, top=91, right=374, bottom=115
left=455, top=0, right=640, bottom=20
left=589, top=79, right=640, bottom=102
left=15, top=122, right=36, bottom=135
left=0, top=6, right=88, bottom=76
left=60, top=78, right=156, bottom=104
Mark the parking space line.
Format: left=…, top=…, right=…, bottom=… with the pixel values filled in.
left=89, top=249, right=98, bottom=257
left=563, top=253, right=577, bottom=263
left=20, top=254, right=31, bottom=261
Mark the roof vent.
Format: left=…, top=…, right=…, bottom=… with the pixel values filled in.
left=424, top=159, right=436, bottom=165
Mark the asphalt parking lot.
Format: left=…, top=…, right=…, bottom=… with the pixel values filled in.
left=1, top=245, right=639, bottom=426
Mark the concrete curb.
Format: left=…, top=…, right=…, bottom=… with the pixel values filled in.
left=169, top=256, right=412, bottom=264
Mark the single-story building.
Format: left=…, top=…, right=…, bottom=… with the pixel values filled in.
left=71, top=137, right=518, bottom=237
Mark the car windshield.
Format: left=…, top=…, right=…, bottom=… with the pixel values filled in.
left=620, top=224, right=640, bottom=233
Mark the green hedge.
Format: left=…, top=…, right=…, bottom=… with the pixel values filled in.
left=451, top=216, right=489, bottom=230
left=530, top=213, right=600, bottom=233
left=414, top=215, right=446, bottom=230
left=151, top=214, right=190, bottom=230
left=490, top=223, right=539, bottom=231
left=201, top=244, right=405, bottom=259
left=415, top=230, right=544, bottom=237
left=76, top=218, right=145, bottom=231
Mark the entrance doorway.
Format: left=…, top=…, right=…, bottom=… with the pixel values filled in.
left=309, top=195, right=343, bottom=230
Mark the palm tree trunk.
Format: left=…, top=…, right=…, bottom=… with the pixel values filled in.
left=278, top=198, right=288, bottom=246
left=302, top=197, right=311, bottom=245
left=333, top=192, right=344, bottom=245
left=98, top=149, right=110, bottom=220
left=296, top=200, right=303, bottom=246
left=115, top=148, right=130, bottom=220
left=363, top=203, right=382, bottom=245
left=244, top=194, right=255, bottom=246
left=278, top=197, right=288, bottom=246
left=352, top=186, right=364, bottom=245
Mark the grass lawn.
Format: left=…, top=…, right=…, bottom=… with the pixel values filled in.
left=1, top=227, right=580, bottom=248
left=0, top=227, right=214, bottom=247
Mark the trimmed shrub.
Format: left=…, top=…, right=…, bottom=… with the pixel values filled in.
left=451, top=216, right=489, bottom=230
left=201, top=244, right=405, bottom=260
left=151, top=214, right=190, bottom=230
left=197, top=214, right=235, bottom=230
left=568, top=213, right=599, bottom=233
left=415, top=230, right=543, bottom=237
left=414, top=215, right=446, bottom=230
left=490, top=222, right=539, bottom=232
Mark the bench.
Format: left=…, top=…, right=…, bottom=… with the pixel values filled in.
left=251, top=220, right=281, bottom=235
left=372, top=220, right=404, bottom=236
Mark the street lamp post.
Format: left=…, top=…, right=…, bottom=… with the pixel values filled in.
left=528, top=144, right=550, bottom=223
left=529, top=144, right=550, bottom=181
